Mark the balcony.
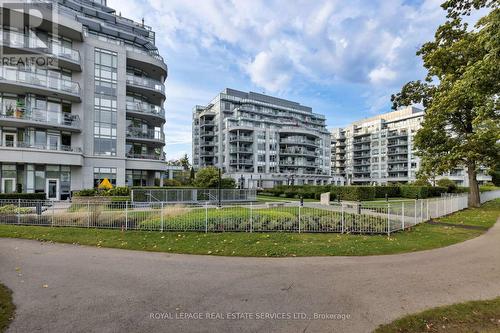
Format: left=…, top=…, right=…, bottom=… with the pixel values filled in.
left=126, top=101, right=165, bottom=124
left=126, top=153, right=164, bottom=161
left=0, top=109, right=80, bottom=132
left=387, top=149, right=408, bottom=155
left=126, top=75, right=165, bottom=104
left=126, top=127, right=165, bottom=146
left=200, top=131, right=215, bottom=137
left=229, top=135, right=253, bottom=142
left=0, top=142, right=83, bottom=165
left=388, top=158, right=408, bottom=163
left=0, top=30, right=81, bottom=71
left=387, top=140, right=408, bottom=147
left=388, top=131, right=408, bottom=138
left=200, top=120, right=215, bottom=127
left=353, top=137, right=370, bottom=143
left=0, top=68, right=80, bottom=101
left=388, top=166, right=408, bottom=172
left=2, top=141, right=81, bottom=152
left=279, top=138, right=318, bottom=146
left=229, top=159, right=253, bottom=165
left=280, top=149, right=317, bottom=157
left=352, top=145, right=370, bottom=152
left=229, top=147, right=253, bottom=153
left=279, top=161, right=317, bottom=167
left=126, top=45, right=168, bottom=78
left=200, top=140, right=216, bottom=147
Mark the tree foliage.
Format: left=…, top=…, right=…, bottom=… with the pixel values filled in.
left=193, top=167, right=236, bottom=189
left=391, top=0, right=500, bottom=207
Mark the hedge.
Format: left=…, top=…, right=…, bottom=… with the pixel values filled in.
left=260, top=185, right=449, bottom=201
left=0, top=193, right=46, bottom=200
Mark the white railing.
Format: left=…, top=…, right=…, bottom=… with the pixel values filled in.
left=0, top=191, right=498, bottom=234
left=131, top=189, right=257, bottom=203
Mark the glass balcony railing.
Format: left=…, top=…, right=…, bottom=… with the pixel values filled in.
left=126, top=75, right=165, bottom=94
left=126, top=127, right=165, bottom=142
left=279, top=138, right=318, bottom=145
left=126, top=153, right=164, bottom=160
left=0, top=67, right=80, bottom=96
left=229, top=159, right=253, bottom=165
left=1, top=141, right=81, bottom=153
left=125, top=45, right=165, bottom=63
left=0, top=30, right=81, bottom=63
left=126, top=101, right=165, bottom=118
left=0, top=108, right=80, bottom=128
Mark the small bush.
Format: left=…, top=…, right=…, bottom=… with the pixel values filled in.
left=74, top=188, right=97, bottom=197
left=107, top=186, right=130, bottom=196
left=0, top=204, right=32, bottom=214
left=437, top=178, right=457, bottom=193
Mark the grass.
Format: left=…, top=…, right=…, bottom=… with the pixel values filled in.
left=0, top=199, right=498, bottom=257
left=374, top=297, right=500, bottom=333
left=0, top=284, right=15, bottom=333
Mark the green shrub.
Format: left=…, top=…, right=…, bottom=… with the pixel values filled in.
left=0, top=193, right=46, bottom=200
left=330, top=186, right=376, bottom=201
left=437, top=178, right=458, bottom=193
left=374, top=186, right=400, bottom=198
left=399, top=185, right=447, bottom=199
left=107, top=186, right=130, bottom=196
left=0, top=204, right=32, bottom=214
left=74, top=188, right=97, bottom=197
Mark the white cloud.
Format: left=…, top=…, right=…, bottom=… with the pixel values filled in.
left=106, top=0, right=471, bottom=158
left=368, top=66, right=397, bottom=84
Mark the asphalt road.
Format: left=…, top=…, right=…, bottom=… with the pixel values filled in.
left=1, top=220, right=499, bottom=333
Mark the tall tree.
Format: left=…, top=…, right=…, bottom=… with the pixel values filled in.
left=179, top=154, right=191, bottom=171
left=391, top=0, right=500, bottom=207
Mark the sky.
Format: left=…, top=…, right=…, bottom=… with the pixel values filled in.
left=108, top=0, right=450, bottom=161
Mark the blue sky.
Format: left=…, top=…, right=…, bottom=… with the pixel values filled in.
left=108, top=0, right=449, bottom=161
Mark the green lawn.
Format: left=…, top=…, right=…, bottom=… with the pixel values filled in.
left=0, top=199, right=498, bottom=257
left=374, top=297, right=500, bottom=333
left=0, top=284, right=15, bottom=333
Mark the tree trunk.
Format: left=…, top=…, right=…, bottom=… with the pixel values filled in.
left=467, top=164, right=480, bottom=208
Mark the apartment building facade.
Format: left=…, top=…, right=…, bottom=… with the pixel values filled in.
left=331, top=107, right=491, bottom=186
left=0, top=0, right=167, bottom=199
left=192, top=89, right=331, bottom=188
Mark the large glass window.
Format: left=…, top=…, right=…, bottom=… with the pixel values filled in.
left=94, top=48, right=118, bottom=156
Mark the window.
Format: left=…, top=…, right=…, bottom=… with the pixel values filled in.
left=93, top=167, right=117, bottom=188
left=94, top=48, right=118, bottom=156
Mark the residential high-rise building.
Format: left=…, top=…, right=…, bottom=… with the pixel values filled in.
left=192, top=88, right=331, bottom=188
left=0, top=0, right=167, bottom=199
left=331, top=107, right=491, bottom=185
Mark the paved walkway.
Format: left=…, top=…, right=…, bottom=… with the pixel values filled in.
left=1, top=219, right=499, bottom=333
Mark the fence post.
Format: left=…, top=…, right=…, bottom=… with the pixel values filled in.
left=387, top=204, right=391, bottom=237
left=205, top=202, right=208, bottom=233
left=426, top=198, right=429, bottom=221
left=249, top=202, right=253, bottom=233
left=17, top=198, right=20, bottom=225
left=414, top=200, right=417, bottom=225
left=160, top=202, right=164, bottom=232
left=401, top=202, right=405, bottom=230
left=420, top=199, right=423, bottom=223
left=298, top=203, right=301, bottom=233
left=87, top=200, right=90, bottom=228
left=341, top=204, right=344, bottom=234
left=51, top=201, right=55, bottom=227
left=125, top=201, right=128, bottom=231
